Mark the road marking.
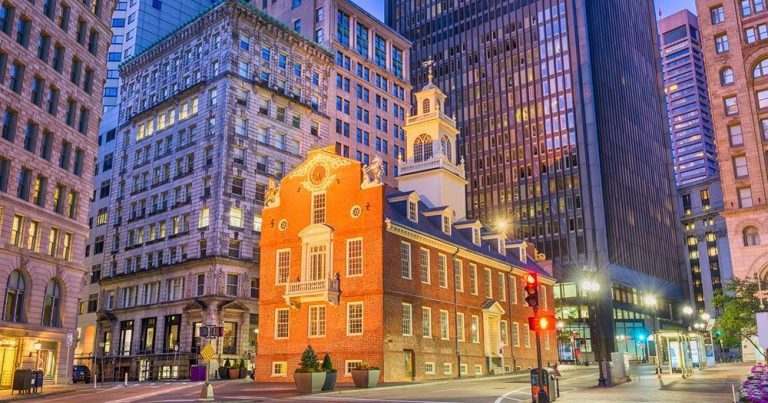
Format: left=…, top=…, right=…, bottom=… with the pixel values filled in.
left=494, top=372, right=596, bottom=403
left=297, top=397, right=459, bottom=403
left=108, top=382, right=203, bottom=403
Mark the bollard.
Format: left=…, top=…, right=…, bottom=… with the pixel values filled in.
left=124, top=373, right=128, bottom=387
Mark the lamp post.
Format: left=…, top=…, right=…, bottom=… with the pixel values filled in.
left=581, top=278, right=606, bottom=386
left=644, top=295, right=661, bottom=375
left=556, top=321, right=565, bottom=364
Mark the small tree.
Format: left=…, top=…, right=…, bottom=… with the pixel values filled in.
left=224, top=358, right=232, bottom=368
left=712, top=275, right=761, bottom=352
left=297, top=345, right=320, bottom=373
left=322, top=353, right=336, bottom=373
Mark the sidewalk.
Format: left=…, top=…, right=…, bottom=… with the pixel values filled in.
left=0, top=379, right=206, bottom=403
left=555, top=362, right=751, bottom=402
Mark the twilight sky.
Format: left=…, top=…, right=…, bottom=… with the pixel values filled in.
left=356, top=0, right=698, bottom=23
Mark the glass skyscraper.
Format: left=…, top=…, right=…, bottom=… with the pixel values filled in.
left=387, top=0, right=686, bottom=358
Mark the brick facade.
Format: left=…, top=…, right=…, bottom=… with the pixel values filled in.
left=255, top=144, right=557, bottom=383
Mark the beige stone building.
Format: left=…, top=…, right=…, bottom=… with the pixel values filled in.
left=263, top=0, right=412, bottom=186
left=696, top=0, right=768, bottom=280
left=0, top=0, right=115, bottom=387
left=89, top=0, right=332, bottom=381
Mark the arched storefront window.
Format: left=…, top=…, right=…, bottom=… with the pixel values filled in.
left=3, top=270, right=26, bottom=323
left=413, top=134, right=433, bottom=162
left=41, top=279, right=62, bottom=327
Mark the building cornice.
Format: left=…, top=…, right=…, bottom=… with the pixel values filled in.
left=385, top=221, right=555, bottom=285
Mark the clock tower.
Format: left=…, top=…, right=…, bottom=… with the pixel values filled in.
left=397, top=62, right=468, bottom=220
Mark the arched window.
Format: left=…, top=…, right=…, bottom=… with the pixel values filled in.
left=721, top=67, right=735, bottom=85
left=755, top=57, right=768, bottom=78
left=413, top=134, right=433, bottom=162
left=3, top=270, right=26, bottom=323
left=422, top=99, right=431, bottom=114
left=41, top=279, right=62, bottom=327
left=743, top=226, right=761, bottom=246
left=441, top=136, right=453, bottom=162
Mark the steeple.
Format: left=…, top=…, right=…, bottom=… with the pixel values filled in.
left=397, top=68, right=468, bottom=220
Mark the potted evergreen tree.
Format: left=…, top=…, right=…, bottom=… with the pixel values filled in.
left=351, top=363, right=381, bottom=388
left=321, top=353, right=337, bottom=391
left=239, top=358, right=247, bottom=379
left=228, top=358, right=240, bottom=379
left=294, top=345, right=326, bottom=393
left=218, top=359, right=230, bottom=379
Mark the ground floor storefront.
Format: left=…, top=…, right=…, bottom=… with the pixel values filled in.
left=0, top=328, right=71, bottom=389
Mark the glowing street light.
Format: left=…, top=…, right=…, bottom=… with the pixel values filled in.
left=644, top=295, right=657, bottom=307
left=682, top=306, right=693, bottom=316
left=701, top=312, right=711, bottom=322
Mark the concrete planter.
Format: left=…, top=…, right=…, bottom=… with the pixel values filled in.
left=351, top=369, right=380, bottom=388
left=322, top=371, right=338, bottom=391
left=294, top=372, right=327, bottom=393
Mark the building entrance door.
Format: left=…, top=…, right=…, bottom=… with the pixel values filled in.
left=404, top=350, right=415, bottom=381
left=0, top=339, right=18, bottom=388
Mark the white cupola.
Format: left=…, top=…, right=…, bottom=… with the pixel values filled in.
left=397, top=60, right=468, bottom=220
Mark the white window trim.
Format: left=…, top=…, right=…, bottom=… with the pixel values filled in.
left=443, top=363, right=453, bottom=375
left=275, top=248, right=291, bottom=285
left=271, top=361, right=288, bottom=377
left=442, top=310, right=451, bottom=341
left=510, top=275, right=518, bottom=304
left=425, top=362, right=435, bottom=375
left=471, top=315, right=480, bottom=343
left=275, top=308, right=289, bottom=340
left=344, top=360, right=363, bottom=377
left=457, top=312, right=465, bottom=342
left=308, top=305, right=327, bottom=338
left=346, top=237, right=364, bottom=277
left=470, top=263, right=478, bottom=295
left=454, top=259, right=464, bottom=292
left=420, top=247, right=430, bottom=284
left=402, top=302, right=413, bottom=336
left=460, top=363, right=468, bottom=375
left=401, top=241, right=412, bottom=279
left=422, top=306, right=432, bottom=338
left=513, top=322, right=520, bottom=347
left=346, top=301, right=364, bottom=336
left=438, top=253, right=448, bottom=288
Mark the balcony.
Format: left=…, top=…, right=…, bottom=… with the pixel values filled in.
left=284, top=278, right=339, bottom=307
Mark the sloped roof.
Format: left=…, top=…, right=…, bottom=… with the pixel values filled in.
left=384, top=190, right=551, bottom=278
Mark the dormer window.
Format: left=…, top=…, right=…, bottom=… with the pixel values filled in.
left=472, top=228, right=480, bottom=246
left=407, top=199, right=418, bottom=222
left=311, top=192, right=326, bottom=224
left=497, top=238, right=504, bottom=254
left=442, top=214, right=451, bottom=235
left=422, top=98, right=431, bottom=114
left=413, top=134, right=433, bottom=162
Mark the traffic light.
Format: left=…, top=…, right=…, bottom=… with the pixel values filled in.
left=528, top=315, right=556, bottom=331
left=524, top=272, right=539, bottom=307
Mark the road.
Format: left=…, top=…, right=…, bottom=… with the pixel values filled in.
left=13, top=363, right=748, bottom=403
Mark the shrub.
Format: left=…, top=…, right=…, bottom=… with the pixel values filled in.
left=322, top=353, right=337, bottom=373
left=296, top=345, right=320, bottom=373
left=224, top=359, right=231, bottom=368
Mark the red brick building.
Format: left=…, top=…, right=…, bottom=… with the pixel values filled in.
left=256, top=80, right=556, bottom=383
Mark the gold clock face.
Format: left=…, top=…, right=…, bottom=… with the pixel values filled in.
left=310, top=164, right=326, bottom=185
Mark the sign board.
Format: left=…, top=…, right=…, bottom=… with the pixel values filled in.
left=757, top=311, right=768, bottom=349
left=200, top=343, right=216, bottom=362
left=66, top=331, right=74, bottom=347
left=669, top=341, right=680, bottom=369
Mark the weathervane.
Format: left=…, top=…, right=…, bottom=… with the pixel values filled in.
left=422, top=58, right=435, bottom=83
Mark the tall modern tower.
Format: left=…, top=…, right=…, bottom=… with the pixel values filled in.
left=387, top=0, right=686, bottom=358
left=659, top=10, right=718, bottom=187
left=658, top=10, right=732, bottom=317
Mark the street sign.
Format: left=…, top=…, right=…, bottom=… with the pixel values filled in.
left=66, top=331, right=74, bottom=347
left=200, top=343, right=215, bottom=362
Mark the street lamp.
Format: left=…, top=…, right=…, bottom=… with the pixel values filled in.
left=644, top=295, right=661, bottom=375
left=581, top=278, right=606, bottom=386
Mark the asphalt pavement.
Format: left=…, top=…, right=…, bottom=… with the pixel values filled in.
left=4, top=362, right=749, bottom=403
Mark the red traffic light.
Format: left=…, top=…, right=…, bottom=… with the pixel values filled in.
left=525, top=273, right=537, bottom=285
left=524, top=272, right=539, bottom=307
left=529, top=315, right=556, bottom=332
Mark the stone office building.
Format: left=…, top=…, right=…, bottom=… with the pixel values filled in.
left=91, top=0, right=332, bottom=381
left=255, top=80, right=556, bottom=383
left=263, top=0, right=412, bottom=186
left=0, top=0, right=115, bottom=387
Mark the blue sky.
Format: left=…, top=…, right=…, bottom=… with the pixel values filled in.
left=356, top=0, right=697, bottom=23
